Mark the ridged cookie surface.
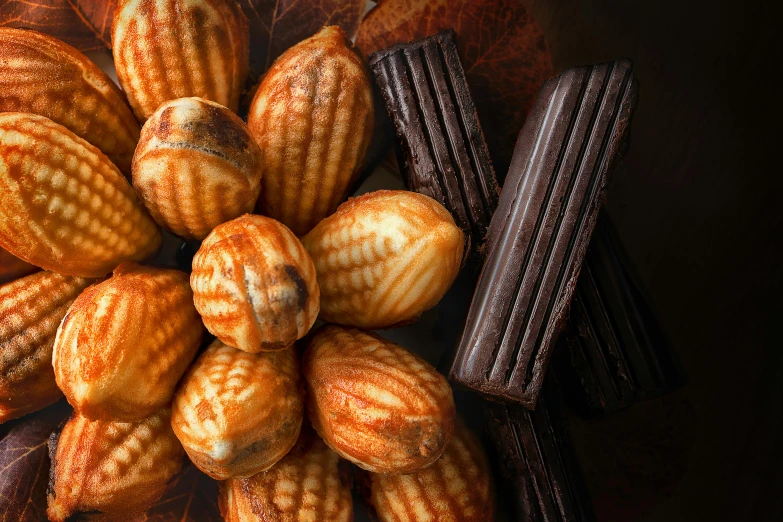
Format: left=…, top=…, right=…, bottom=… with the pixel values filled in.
left=370, top=420, right=495, bottom=522
left=302, top=190, right=464, bottom=328
left=113, top=0, right=249, bottom=121
left=0, top=28, right=140, bottom=175
left=191, top=214, right=319, bottom=352
left=0, top=113, right=162, bottom=277
left=47, top=408, right=184, bottom=521
left=133, top=97, right=263, bottom=240
left=303, top=325, right=456, bottom=474
left=171, top=340, right=303, bottom=480
left=0, top=271, right=92, bottom=423
left=220, top=427, right=352, bottom=522
left=248, top=26, right=374, bottom=236
left=53, top=263, right=202, bottom=421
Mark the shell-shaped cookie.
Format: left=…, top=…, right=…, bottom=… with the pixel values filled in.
left=113, top=0, right=249, bottom=121
left=133, top=97, right=263, bottom=240
left=47, top=408, right=184, bottom=522
left=0, top=113, right=162, bottom=278
left=191, top=214, right=319, bottom=353
left=0, top=28, right=140, bottom=175
left=171, top=340, right=303, bottom=480
left=0, top=271, right=92, bottom=423
left=248, top=25, right=374, bottom=236
left=302, top=190, right=464, bottom=329
left=219, top=426, right=352, bottom=522
left=0, top=246, right=38, bottom=284
left=303, top=325, right=456, bottom=474
left=370, top=420, right=495, bottom=522
left=53, top=263, right=203, bottom=421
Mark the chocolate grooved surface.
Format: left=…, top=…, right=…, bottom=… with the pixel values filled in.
left=495, top=64, right=602, bottom=385
left=449, top=60, right=639, bottom=407
left=519, top=64, right=635, bottom=387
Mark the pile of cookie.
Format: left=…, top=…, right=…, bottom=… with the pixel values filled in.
left=0, top=2, right=490, bottom=520
left=1, top=0, right=685, bottom=520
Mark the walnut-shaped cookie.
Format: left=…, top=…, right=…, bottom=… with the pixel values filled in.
left=53, top=263, right=203, bottom=421
left=113, top=0, right=249, bottom=121
left=191, top=214, right=319, bottom=352
left=303, top=325, right=456, bottom=474
left=0, top=113, right=162, bottom=278
left=219, top=426, right=352, bottom=521
left=171, top=340, right=304, bottom=480
left=0, top=271, right=92, bottom=423
left=302, top=190, right=464, bottom=329
left=247, top=26, right=374, bottom=236
left=133, top=97, right=263, bottom=240
left=370, top=420, right=495, bottom=522
left=47, top=408, right=184, bottom=521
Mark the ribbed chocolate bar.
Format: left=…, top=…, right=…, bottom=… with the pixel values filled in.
left=449, top=60, right=639, bottom=407
left=553, top=213, right=685, bottom=417
left=368, top=31, right=499, bottom=255
left=484, top=382, right=595, bottom=522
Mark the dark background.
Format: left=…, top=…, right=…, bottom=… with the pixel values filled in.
left=522, top=0, right=782, bottom=519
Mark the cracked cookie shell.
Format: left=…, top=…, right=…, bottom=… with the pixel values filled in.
left=132, top=97, right=263, bottom=240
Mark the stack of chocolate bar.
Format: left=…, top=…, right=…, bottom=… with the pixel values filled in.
left=370, top=30, right=685, bottom=521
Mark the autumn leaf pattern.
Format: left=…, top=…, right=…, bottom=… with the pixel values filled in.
left=0, top=401, right=71, bottom=522
left=0, top=0, right=117, bottom=51
left=130, top=463, right=221, bottom=522
left=237, top=0, right=366, bottom=85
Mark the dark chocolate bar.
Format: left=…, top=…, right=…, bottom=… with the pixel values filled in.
left=449, top=60, right=639, bottom=407
left=553, top=213, right=685, bottom=417
left=484, top=382, right=595, bottom=522
left=368, top=30, right=499, bottom=255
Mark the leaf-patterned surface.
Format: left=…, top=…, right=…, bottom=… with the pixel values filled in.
left=356, top=0, right=553, bottom=179
left=0, top=401, right=71, bottom=522
left=0, top=0, right=117, bottom=51
left=237, top=0, right=366, bottom=85
left=130, top=462, right=221, bottom=522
